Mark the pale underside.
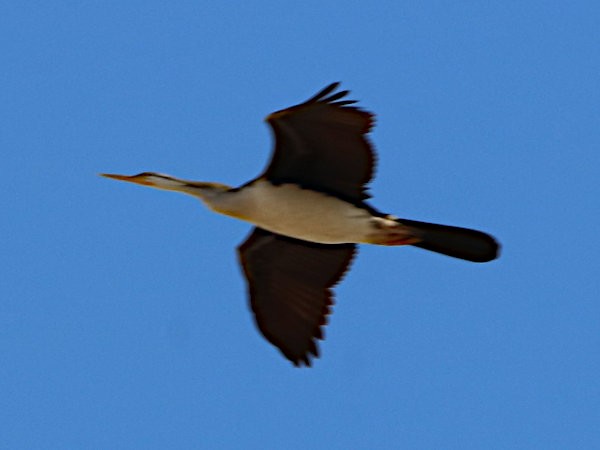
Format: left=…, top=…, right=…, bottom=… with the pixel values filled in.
left=208, top=179, right=416, bottom=245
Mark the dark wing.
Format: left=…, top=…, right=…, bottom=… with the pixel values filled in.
left=238, top=227, right=356, bottom=366
left=263, top=83, right=375, bottom=202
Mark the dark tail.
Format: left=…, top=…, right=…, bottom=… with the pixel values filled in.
left=398, top=218, right=500, bottom=263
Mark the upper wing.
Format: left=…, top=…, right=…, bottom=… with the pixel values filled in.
left=238, top=227, right=356, bottom=366
left=263, top=83, right=376, bottom=202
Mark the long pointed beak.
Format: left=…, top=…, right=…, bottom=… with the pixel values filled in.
left=100, top=173, right=129, bottom=181
left=100, top=173, right=156, bottom=186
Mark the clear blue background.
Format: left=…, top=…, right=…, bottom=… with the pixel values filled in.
left=2, top=2, right=599, bottom=449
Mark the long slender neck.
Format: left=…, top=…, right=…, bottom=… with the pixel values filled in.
left=181, top=182, right=246, bottom=218
left=144, top=174, right=240, bottom=216
left=175, top=180, right=232, bottom=203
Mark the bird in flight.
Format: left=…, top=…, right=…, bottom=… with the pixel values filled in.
left=102, top=83, right=499, bottom=366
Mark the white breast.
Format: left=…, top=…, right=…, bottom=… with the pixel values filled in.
left=215, top=179, right=375, bottom=244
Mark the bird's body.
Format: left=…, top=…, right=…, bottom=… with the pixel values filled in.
left=223, top=179, right=378, bottom=244
left=203, top=177, right=415, bottom=245
left=102, top=83, right=500, bottom=366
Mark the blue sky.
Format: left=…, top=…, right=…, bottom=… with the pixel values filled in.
left=2, top=1, right=599, bottom=448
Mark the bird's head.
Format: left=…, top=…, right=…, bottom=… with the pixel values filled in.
left=102, top=172, right=187, bottom=189
left=100, top=172, right=232, bottom=198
